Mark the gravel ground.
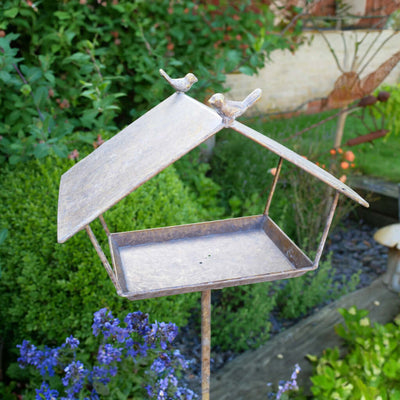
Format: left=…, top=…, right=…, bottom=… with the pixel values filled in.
left=175, top=217, right=389, bottom=394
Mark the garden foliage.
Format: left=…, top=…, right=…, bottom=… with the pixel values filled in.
left=375, top=83, right=400, bottom=137
left=0, top=0, right=303, bottom=164
left=309, top=307, right=400, bottom=399
left=0, top=155, right=210, bottom=380
left=17, top=308, right=195, bottom=399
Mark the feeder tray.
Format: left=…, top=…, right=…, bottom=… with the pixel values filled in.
left=57, top=78, right=368, bottom=299
left=110, top=215, right=313, bottom=300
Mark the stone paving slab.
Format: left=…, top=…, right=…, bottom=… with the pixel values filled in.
left=210, top=276, right=400, bottom=399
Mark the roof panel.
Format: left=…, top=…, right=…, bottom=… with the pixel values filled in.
left=58, top=93, right=223, bottom=243
left=232, top=121, right=369, bottom=208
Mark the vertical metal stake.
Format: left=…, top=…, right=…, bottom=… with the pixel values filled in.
left=201, top=289, right=211, bottom=400
left=264, top=157, right=283, bottom=216
left=397, top=183, right=400, bottom=221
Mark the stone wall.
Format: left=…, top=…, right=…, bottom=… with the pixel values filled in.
left=225, top=30, right=400, bottom=116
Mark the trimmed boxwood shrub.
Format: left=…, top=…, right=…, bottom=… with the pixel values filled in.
left=0, top=155, right=211, bottom=359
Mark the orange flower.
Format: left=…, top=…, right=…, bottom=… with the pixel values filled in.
left=341, top=161, right=349, bottom=169
left=269, top=167, right=277, bottom=176
left=301, top=155, right=308, bottom=160
left=344, top=150, right=355, bottom=162
left=339, top=175, right=347, bottom=183
left=337, top=148, right=343, bottom=154
left=330, top=149, right=336, bottom=155
left=351, top=163, right=355, bottom=168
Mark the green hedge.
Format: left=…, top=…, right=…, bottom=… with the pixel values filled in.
left=0, top=155, right=210, bottom=356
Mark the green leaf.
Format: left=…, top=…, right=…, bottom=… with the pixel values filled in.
left=44, top=71, right=55, bottom=85
left=238, top=65, right=254, bottom=76
left=20, top=84, right=32, bottom=96
left=9, top=155, right=21, bottom=164
left=52, top=144, right=68, bottom=158
left=0, top=228, right=8, bottom=246
left=0, top=70, right=12, bottom=83
left=54, top=11, right=71, bottom=20
left=33, top=143, right=49, bottom=159
left=4, top=8, right=19, bottom=18
left=63, top=52, right=91, bottom=64
left=307, top=354, right=318, bottom=363
left=80, top=109, right=99, bottom=128
left=383, top=358, right=400, bottom=379
left=33, top=86, right=49, bottom=106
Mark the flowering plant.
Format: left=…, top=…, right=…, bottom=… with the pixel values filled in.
left=18, top=308, right=196, bottom=400
left=267, top=364, right=301, bottom=400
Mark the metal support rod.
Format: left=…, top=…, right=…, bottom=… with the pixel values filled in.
left=99, top=214, right=111, bottom=236
left=314, top=191, right=340, bottom=267
left=264, top=157, right=283, bottom=216
left=85, top=225, right=121, bottom=292
left=201, top=289, right=211, bottom=400
left=398, top=183, right=400, bottom=221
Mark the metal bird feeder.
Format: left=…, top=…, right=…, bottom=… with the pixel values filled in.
left=57, top=69, right=369, bottom=399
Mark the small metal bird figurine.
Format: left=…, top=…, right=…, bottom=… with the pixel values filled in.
left=159, top=69, right=198, bottom=93
left=208, top=88, right=262, bottom=125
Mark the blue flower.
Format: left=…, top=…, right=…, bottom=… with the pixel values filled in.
left=97, top=344, right=122, bottom=365
left=173, top=350, right=189, bottom=370
left=18, top=308, right=195, bottom=400
left=273, top=364, right=301, bottom=400
left=159, top=322, right=179, bottom=348
left=35, top=382, right=59, bottom=400
left=124, top=310, right=150, bottom=336
left=151, top=353, right=171, bottom=374
left=64, top=336, right=80, bottom=350
left=92, top=308, right=126, bottom=341
left=39, top=347, right=59, bottom=377
left=91, top=365, right=112, bottom=385
left=175, top=386, right=196, bottom=399
left=17, top=340, right=39, bottom=368
left=62, top=360, right=88, bottom=395
left=17, top=340, right=59, bottom=377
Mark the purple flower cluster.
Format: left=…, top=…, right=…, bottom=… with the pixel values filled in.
left=267, top=364, right=301, bottom=400
left=18, top=308, right=197, bottom=400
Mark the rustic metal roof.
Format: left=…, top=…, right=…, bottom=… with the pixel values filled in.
left=232, top=121, right=369, bottom=208
left=58, top=91, right=368, bottom=244
left=57, top=93, right=223, bottom=243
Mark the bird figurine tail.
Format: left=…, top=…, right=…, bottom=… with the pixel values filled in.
left=242, top=88, right=262, bottom=109
left=159, top=68, right=171, bottom=82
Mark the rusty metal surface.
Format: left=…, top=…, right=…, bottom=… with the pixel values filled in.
left=85, top=225, right=121, bottom=293
left=313, top=191, right=339, bottom=267
left=109, top=215, right=313, bottom=300
left=57, top=93, right=223, bottom=243
left=231, top=120, right=369, bottom=208
left=264, top=157, right=283, bottom=216
left=201, top=290, right=211, bottom=400
left=345, top=129, right=389, bottom=146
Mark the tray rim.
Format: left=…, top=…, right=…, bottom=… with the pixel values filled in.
left=109, top=214, right=316, bottom=300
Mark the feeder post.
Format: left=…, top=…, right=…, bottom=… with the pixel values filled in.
left=314, top=191, right=340, bottom=266
left=264, top=157, right=283, bottom=216
left=201, top=289, right=211, bottom=400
